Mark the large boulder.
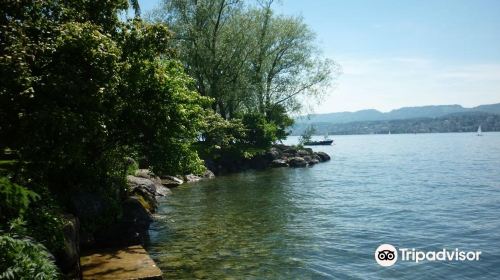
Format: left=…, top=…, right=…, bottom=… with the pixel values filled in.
left=297, top=149, right=311, bottom=157
left=308, top=158, right=320, bottom=165
left=283, top=147, right=298, bottom=157
left=160, top=175, right=184, bottom=188
left=315, top=152, right=331, bottom=162
left=184, top=174, right=202, bottom=182
left=202, top=169, right=216, bottom=179
left=126, top=176, right=157, bottom=209
left=265, top=147, right=282, bottom=160
left=270, top=159, right=288, bottom=168
left=94, top=196, right=153, bottom=246
left=288, top=157, right=308, bottom=167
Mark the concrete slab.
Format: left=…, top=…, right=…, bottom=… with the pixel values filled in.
left=81, top=245, right=162, bottom=280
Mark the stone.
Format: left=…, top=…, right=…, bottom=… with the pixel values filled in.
left=155, top=184, right=172, bottom=196
left=308, top=158, right=320, bottom=165
left=81, top=245, right=162, bottom=280
left=202, top=169, right=216, bottom=179
left=126, top=175, right=159, bottom=211
left=288, top=157, right=308, bottom=167
left=93, top=197, right=153, bottom=247
left=134, top=169, right=162, bottom=185
left=265, top=147, right=282, bottom=160
left=270, top=159, right=288, bottom=167
left=283, top=147, right=298, bottom=156
left=184, top=174, right=202, bottom=182
left=297, top=149, right=310, bottom=157
left=315, top=151, right=331, bottom=162
left=160, top=175, right=184, bottom=188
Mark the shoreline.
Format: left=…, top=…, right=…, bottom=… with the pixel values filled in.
left=77, top=144, right=332, bottom=279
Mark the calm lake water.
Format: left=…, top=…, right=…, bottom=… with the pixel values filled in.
left=147, top=132, right=500, bottom=279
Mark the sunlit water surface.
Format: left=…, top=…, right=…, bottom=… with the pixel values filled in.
left=147, top=133, right=500, bottom=279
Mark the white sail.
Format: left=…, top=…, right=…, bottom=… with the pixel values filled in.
left=477, top=125, right=482, bottom=136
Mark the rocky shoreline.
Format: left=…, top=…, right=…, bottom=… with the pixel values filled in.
left=68, top=144, right=330, bottom=279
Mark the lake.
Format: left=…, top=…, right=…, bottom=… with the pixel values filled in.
left=147, top=132, right=500, bottom=279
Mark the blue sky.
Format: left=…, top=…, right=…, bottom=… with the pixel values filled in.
left=138, top=0, right=500, bottom=113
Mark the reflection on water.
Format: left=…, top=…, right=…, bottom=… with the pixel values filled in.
left=147, top=133, right=500, bottom=279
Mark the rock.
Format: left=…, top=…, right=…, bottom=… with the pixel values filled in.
left=155, top=185, right=172, bottom=196
left=184, top=174, right=202, bottom=182
left=315, top=151, right=331, bottom=162
left=95, top=196, right=153, bottom=246
left=160, top=175, right=183, bottom=188
left=134, top=169, right=151, bottom=179
left=127, top=175, right=171, bottom=211
left=288, top=157, right=308, bottom=167
left=122, top=196, right=153, bottom=227
left=308, top=158, right=320, bottom=165
left=134, top=169, right=162, bottom=185
left=265, top=147, right=282, bottom=160
left=297, top=149, right=310, bottom=157
left=270, top=159, right=288, bottom=167
left=81, top=246, right=162, bottom=280
left=283, top=147, right=298, bottom=156
left=55, top=214, right=81, bottom=280
left=202, top=169, right=215, bottom=179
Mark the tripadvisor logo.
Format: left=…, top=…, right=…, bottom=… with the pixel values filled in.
left=375, top=244, right=481, bottom=267
left=375, top=244, right=398, bottom=267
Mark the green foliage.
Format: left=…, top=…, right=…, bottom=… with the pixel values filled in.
left=199, top=111, right=283, bottom=161
left=0, top=234, right=60, bottom=280
left=0, top=178, right=39, bottom=224
left=240, top=113, right=278, bottom=150
left=125, top=158, right=140, bottom=176
left=299, top=126, right=316, bottom=145
left=153, top=0, right=338, bottom=117
left=198, top=111, right=247, bottom=159
left=266, top=105, right=294, bottom=140
left=24, top=205, right=66, bottom=254
left=1, top=0, right=211, bottom=249
left=114, top=20, right=210, bottom=175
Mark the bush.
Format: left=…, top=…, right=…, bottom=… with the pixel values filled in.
left=0, top=177, right=39, bottom=225
left=0, top=235, right=60, bottom=280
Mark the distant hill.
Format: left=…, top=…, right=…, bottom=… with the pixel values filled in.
left=296, top=103, right=500, bottom=124
left=291, top=103, right=500, bottom=135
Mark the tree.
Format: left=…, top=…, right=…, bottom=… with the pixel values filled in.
left=152, top=0, right=337, bottom=119
left=0, top=0, right=210, bottom=246
left=246, top=1, right=337, bottom=115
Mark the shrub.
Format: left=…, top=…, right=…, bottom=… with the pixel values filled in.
left=0, top=177, right=39, bottom=224
left=0, top=234, right=60, bottom=280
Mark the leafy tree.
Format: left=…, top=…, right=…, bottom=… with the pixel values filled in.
left=152, top=0, right=338, bottom=119
left=0, top=0, right=211, bottom=252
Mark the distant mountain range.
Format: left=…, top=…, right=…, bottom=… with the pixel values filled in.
left=291, top=103, right=500, bottom=135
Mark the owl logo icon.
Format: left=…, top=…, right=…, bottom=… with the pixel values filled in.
left=375, top=244, right=398, bottom=266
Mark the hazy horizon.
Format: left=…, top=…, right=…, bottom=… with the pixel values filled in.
left=299, top=101, right=500, bottom=115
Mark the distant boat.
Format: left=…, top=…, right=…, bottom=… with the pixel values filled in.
left=477, top=126, right=483, bottom=136
left=388, top=130, right=391, bottom=135
left=304, top=139, right=334, bottom=146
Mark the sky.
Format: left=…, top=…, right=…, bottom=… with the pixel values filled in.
left=138, top=0, right=500, bottom=113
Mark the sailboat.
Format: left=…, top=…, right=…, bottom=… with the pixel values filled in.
left=477, top=125, right=483, bottom=136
